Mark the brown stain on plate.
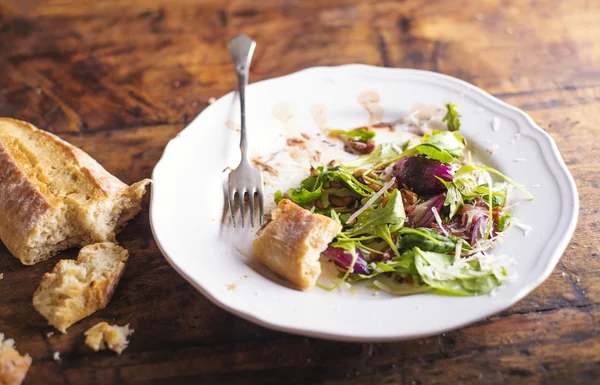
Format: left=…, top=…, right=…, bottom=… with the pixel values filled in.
left=310, top=103, right=327, bottom=130
left=226, top=120, right=241, bottom=132
left=251, top=157, right=280, bottom=176
left=272, top=103, right=294, bottom=124
left=358, top=90, right=384, bottom=125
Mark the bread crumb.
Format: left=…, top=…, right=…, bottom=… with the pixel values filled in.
left=208, top=97, right=217, bottom=104
left=0, top=333, right=32, bottom=385
left=53, top=351, right=60, bottom=361
left=84, top=322, right=134, bottom=355
left=46, top=332, right=54, bottom=338
left=33, top=243, right=129, bottom=333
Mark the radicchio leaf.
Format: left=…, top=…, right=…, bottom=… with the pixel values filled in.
left=408, top=193, right=446, bottom=228
left=393, top=156, right=454, bottom=195
left=322, top=245, right=370, bottom=275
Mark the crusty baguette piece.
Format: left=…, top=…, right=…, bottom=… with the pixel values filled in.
left=0, top=118, right=150, bottom=265
left=252, top=199, right=342, bottom=289
left=0, top=333, right=31, bottom=385
left=33, top=243, right=128, bottom=333
left=84, top=322, right=134, bottom=355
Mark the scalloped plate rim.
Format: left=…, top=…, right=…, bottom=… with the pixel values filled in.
left=149, top=64, right=579, bottom=342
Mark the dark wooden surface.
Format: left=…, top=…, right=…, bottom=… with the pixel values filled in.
left=0, top=1, right=599, bottom=384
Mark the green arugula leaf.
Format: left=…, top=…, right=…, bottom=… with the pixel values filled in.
left=327, top=167, right=373, bottom=197
left=443, top=103, right=461, bottom=131
left=274, top=190, right=285, bottom=205
left=388, top=249, right=420, bottom=275
left=371, top=224, right=401, bottom=258
left=398, top=227, right=469, bottom=253
left=329, top=127, right=376, bottom=142
left=288, top=186, right=323, bottom=205
left=446, top=183, right=464, bottom=219
left=421, top=131, right=466, bottom=158
left=414, top=144, right=455, bottom=164
left=345, top=189, right=406, bottom=236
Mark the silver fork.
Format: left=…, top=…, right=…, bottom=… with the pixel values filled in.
left=227, top=34, right=264, bottom=227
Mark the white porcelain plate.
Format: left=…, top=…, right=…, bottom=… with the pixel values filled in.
left=150, top=65, right=578, bottom=341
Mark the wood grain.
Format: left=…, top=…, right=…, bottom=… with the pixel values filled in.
left=0, top=0, right=598, bottom=384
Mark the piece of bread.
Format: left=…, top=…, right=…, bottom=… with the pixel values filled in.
left=252, top=199, right=342, bottom=289
left=0, top=333, right=31, bottom=385
left=33, top=243, right=128, bottom=333
left=84, top=322, right=133, bottom=355
left=0, top=118, right=150, bottom=265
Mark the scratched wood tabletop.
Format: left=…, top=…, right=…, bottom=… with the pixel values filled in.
left=0, top=0, right=598, bottom=384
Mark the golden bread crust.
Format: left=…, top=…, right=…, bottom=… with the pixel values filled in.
left=0, top=118, right=150, bottom=264
left=252, top=200, right=342, bottom=289
left=0, top=334, right=31, bottom=385
left=32, top=243, right=129, bottom=332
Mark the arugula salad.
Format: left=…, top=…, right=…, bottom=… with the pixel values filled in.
left=274, top=104, right=534, bottom=296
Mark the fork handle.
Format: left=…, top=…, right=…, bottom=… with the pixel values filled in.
left=228, top=34, right=256, bottom=163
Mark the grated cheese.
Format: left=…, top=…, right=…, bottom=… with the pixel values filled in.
left=510, top=217, right=532, bottom=235
left=346, top=178, right=396, bottom=224
left=492, top=117, right=500, bottom=131
left=431, top=207, right=448, bottom=236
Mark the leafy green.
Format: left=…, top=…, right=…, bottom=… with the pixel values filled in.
left=443, top=181, right=464, bottom=219
left=398, top=227, right=469, bottom=253
left=420, top=131, right=466, bottom=158
left=288, top=186, right=323, bottom=205
left=414, top=144, right=455, bottom=164
left=476, top=182, right=508, bottom=207
left=276, top=165, right=376, bottom=207
left=274, top=190, right=285, bottom=205
left=329, top=127, right=376, bottom=142
left=345, top=190, right=405, bottom=236
left=476, top=165, right=534, bottom=200
left=327, top=166, right=374, bottom=197
left=345, top=142, right=407, bottom=169
left=387, top=249, right=420, bottom=275
left=453, top=165, right=479, bottom=198
left=497, top=213, right=512, bottom=232
left=371, top=223, right=401, bottom=258
left=443, top=103, right=461, bottom=131
left=344, top=190, right=405, bottom=258
left=414, top=248, right=505, bottom=296
left=410, top=131, right=467, bottom=164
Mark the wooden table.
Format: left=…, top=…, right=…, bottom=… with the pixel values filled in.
left=0, top=1, right=598, bottom=384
